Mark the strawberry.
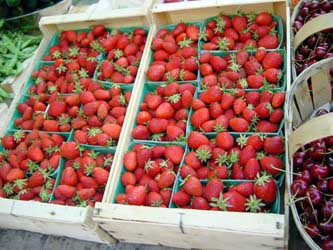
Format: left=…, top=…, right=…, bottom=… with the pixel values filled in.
left=78, top=188, right=96, bottom=201
left=244, top=158, right=261, bottom=180
left=233, top=182, right=254, bottom=197
left=199, top=87, right=222, bottom=103
left=93, top=167, right=109, bottom=186
left=164, top=145, right=184, bottom=164
left=210, top=191, right=246, bottom=212
left=124, top=151, right=137, bottom=171
left=229, top=117, right=249, bottom=132
left=127, top=185, right=146, bottom=205
left=60, top=142, right=80, bottom=160
left=271, top=92, right=285, bottom=108
left=232, top=16, right=247, bottom=32
left=61, top=167, right=78, bottom=187
left=191, top=108, right=210, bottom=129
left=155, top=103, right=175, bottom=119
left=173, top=190, right=191, bottom=206
left=216, top=132, right=234, bottom=150
left=262, top=68, right=282, bottom=83
left=247, top=134, right=264, bottom=151
left=146, top=192, right=164, bottom=207
left=192, top=197, right=210, bottom=210
left=258, top=35, right=279, bottom=49
left=210, top=56, right=227, bottom=72
left=255, top=102, right=273, bottom=119
left=256, top=121, right=279, bottom=133
left=239, top=145, right=256, bottom=166
left=263, top=136, right=284, bottom=155
left=233, top=98, right=247, bottom=115
left=27, top=147, right=44, bottom=162
left=204, top=179, right=224, bottom=202
left=183, top=176, right=202, bottom=197
left=28, top=171, right=47, bottom=188
left=247, top=75, right=264, bottom=89
left=256, top=12, right=273, bottom=26
left=260, top=156, right=284, bottom=176
left=254, top=174, right=277, bottom=204
left=6, top=169, right=25, bottom=182
left=262, top=52, right=283, bottom=69
left=55, top=185, right=76, bottom=199
left=158, top=170, right=176, bottom=188
left=269, top=109, right=284, bottom=123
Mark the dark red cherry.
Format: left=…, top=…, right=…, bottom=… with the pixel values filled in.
left=291, top=179, right=308, bottom=197
left=306, top=187, right=322, bottom=206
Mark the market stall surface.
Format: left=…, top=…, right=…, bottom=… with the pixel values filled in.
left=0, top=215, right=308, bottom=250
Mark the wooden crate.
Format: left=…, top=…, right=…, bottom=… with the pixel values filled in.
left=0, top=7, right=152, bottom=244
left=285, top=58, right=333, bottom=250
left=93, top=1, right=290, bottom=249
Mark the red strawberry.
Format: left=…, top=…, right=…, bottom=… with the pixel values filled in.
left=61, top=167, right=78, bottom=187
left=216, top=132, right=234, bottom=150
left=127, top=185, right=146, bottom=205
left=247, top=135, right=264, bottom=151
left=256, top=121, right=279, bottom=133
left=187, top=132, right=209, bottom=149
left=271, top=92, right=285, bottom=108
left=7, top=168, right=25, bottom=182
left=192, top=197, right=210, bottom=210
left=210, top=56, right=227, bottom=72
left=60, top=142, right=80, bottom=160
left=244, top=158, right=261, bottom=180
left=158, top=170, right=176, bottom=188
left=260, top=156, right=284, bottom=175
left=210, top=191, right=246, bottom=212
left=204, top=179, right=224, bottom=202
left=28, top=171, right=46, bottom=188
left=155, top=102, right=175, bottom=119
left=264, top=136, right=284, bottom=155
left=164, top=145, right=184, bottom=164
left=191, top=108, right=210, bottom=129
left=233, top=98, right=247, bottom=115
left=254, top=174, right=277, bottom=204
left=183, top=176, right=202, bottom=197
left=238, top=145, right=255, bottom=166
left=262, top=52, right=283, bottom=69
left=258, top=35, right=279, bottom=49
left=173, top=190, right=191, bottom=206
left=233, top=182, right=254, bottom=197
left=146, top=192, right=164, bottom=207
left=255, top=102, right=273, bottom=119
left=256, top=12, right=273, bottom=26
left=247, top=75, right=264, bottom=89
left=55, top=185, right=76, bottom=199
left=229, top=118, right=249, bottom=132
left=263, top=68, right=282, bottom=83
left=232, top=16, right=247, bottom=32
left=199, top=87, right=222, bottom=103
left=269, top=109, right=284, bottom=123
left=78, top=188, right=96, bottom=201
left=93, top=167, right=109, bottom=186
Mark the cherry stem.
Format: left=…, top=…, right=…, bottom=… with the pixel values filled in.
left=322, top=211, right=333, bottom=225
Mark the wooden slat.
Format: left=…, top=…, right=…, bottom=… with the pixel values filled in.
left=291, top=101, right=302, bottom=129
left=288, top=113, right=333, bottom=158
left=94, top=204, right=284, bottom=250
left=294, top=79, right=313, bottom=121
left=311, top=70, right=332, bottom=109
left=293, top=13, right=333, bottom=52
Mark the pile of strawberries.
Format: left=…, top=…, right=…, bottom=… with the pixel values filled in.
left=132, top=82, right=195, bottom=141
left=146, top=22, right=200, bottom=82
left=51, top=142, right=111, bottom=207
left=96, top=28, right=148, bottom=84
left=201, top=12, right=280, bottom=51
left=183, top=131, right=285, bottom=180
left=0, top=130, right=64, bottom=201
left=173, top=177, right=277, bottom=211
left=200, top=50, right=284, bottom=89
left=115, top=144, right=184, bottom=206
left=190, top=87, right=285, bottom=133
left=14, top=84, right=131, bottom=146
left=43, top=25, right=107, bottom=61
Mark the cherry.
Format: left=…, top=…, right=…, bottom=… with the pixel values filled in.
left=311, top=164, right=330, bottom=179
left=295, top=169, right=312, bottom=184
left=325, top=136, right=333, bottom=147
left=306, top=187, right=322, bottom=206
left=303, top=158, right=315, bottom=171
left=322, top=239, right=333, bottom=250
left=293, top=151, right=308, bottom=169
left=291, top=179, right=308, bottom=197
left=318, top=179, right=329, bottom=193
left=305, top=223, right=321, bottom=238
left=322, top=200, right=333, bottom=219
left=300, top=6, right=310, bottom=17
left=308, top=1, right=320, bottom=11
left=320, top=222, right=333, bottom=234
left=304, top=205, right=320, bottom=222
left=329, top=179, right=333, bottom=193
left=320, top=0, right=331, bottom=11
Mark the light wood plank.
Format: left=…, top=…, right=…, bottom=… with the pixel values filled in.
left=311, top=70, right=332, bottom=109
left=294, top=80, right=313, bottom=121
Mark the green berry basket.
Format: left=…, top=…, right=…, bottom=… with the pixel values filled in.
left=200, top=14, right=284, bottom=52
